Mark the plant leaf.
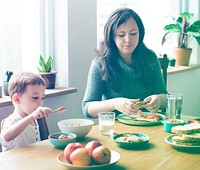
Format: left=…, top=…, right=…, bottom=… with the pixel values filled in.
left=187, top=20, right=200, bottom=33
left=38, top=55, right=53, bottom=72
left=164, top=24, right=181, bottom=32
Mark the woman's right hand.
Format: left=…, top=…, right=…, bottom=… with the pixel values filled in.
left=112, top=97, right=140, bottom=115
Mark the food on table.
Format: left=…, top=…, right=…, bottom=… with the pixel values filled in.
left=165, top=119, right=184, bottom=123
left=116, top=133, right=145, bottom=143
left=135, top=101, right=148, bottom=108
left=171, top=123, right=200, bottom=145
left=188, top=119, right=200, bottom=124
left=63, top=141, right=111, bottom=166
left=172, top=133, right=200, bottom=144
left=65, top=123, right=82, bottom=127
left=70, top=148, right=91, bottom=166
left=171, top=122, right=200, bottom=135
left=85, top=140, right=102, bottom=157
left=58, top=134, right=72, bottom=140
left=135, top=110, right=163, bottom=122
left=64, top=142, right=84, bottom=162
left=92, top=145, right=111, bottom=164
left=49, top=134, right=72, bottom=140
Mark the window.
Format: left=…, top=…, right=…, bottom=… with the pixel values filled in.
left=97, top=0, right=199, bottom=62
left=0, top=0, right=42, bottom=82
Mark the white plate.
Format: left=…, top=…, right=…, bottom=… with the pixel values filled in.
left=165, top=135, right=200, bottom=148
left=57, top=150, right=120, bottom=169
left=117, top=113, right=166, bottom=126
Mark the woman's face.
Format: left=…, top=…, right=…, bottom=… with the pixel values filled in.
left=114, top=17, right=139, bottom=63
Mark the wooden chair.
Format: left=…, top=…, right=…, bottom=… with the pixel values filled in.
left=158, top=54, right=169, bottom=114
left=37, top=117, right=49, bottom=140
left=159, top=54, right=169, bottom=88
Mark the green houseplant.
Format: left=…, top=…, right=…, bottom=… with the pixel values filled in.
left=37, top=55, right=56, bottom=89
left=162, top=12, right=200, bottom=66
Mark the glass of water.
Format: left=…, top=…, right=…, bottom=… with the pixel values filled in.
left=98, top=112, right=115, bottom=135
left=166, top=93, right=183, bottom=119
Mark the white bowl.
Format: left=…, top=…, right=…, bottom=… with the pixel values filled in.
left=57, top=119, right=94, bottom=138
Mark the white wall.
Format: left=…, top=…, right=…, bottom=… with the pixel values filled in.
left=168, top=69, right=200, bottom=117
left=45, top=0, right=98, bottom=133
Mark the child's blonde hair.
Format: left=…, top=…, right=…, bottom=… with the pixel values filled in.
left=8, top=72, right=46, bottom=98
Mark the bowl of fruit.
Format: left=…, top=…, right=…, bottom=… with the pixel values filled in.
left=57, top=140, right=120, bottom=168
left=48, top=132, right=77, bottom=149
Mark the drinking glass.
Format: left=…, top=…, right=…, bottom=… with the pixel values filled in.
left=98, top=112, right=115, bottom=135
left=166, top=93, right=183, bottom=119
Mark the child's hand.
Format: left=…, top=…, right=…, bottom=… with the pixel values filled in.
left=32, top=106, right=52, bottom=119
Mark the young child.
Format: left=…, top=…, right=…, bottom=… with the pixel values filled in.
left=0, top=72, right=53, bottom=151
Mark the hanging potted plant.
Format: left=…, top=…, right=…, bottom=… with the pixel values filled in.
left=162, top=12, right=200, bottom=66
left=37, top=55, right=57, bottom=89
left=2, top=71, right=13, bottom=96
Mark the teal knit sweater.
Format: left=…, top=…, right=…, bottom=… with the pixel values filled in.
left=82, top=52, right=167, bottom=118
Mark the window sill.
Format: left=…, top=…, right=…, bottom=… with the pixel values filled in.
left=167, top=64, right=200, bottom=74
left=0, top=86, right=77, bottom=108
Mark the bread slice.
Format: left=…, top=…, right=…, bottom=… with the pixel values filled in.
left=183, top=133, right=200, bottom=142
left=172, top=133, right=200, bottom=145
left=171, top=123, right=200, bottom=135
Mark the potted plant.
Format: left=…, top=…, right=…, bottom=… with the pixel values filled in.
left=37, top=55, right=57, bottom=89
left=2, top=71, right=13, bottom=96
left=162, top=12, right=200, bottom=66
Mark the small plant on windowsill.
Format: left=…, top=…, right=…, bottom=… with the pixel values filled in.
left=4, top=71, right=13, bottom=82
left=161, top=12, right=200, bottom=66
left=2, top=71, right=13, bottom=96
left=37, top=55, right=54, bottom=73
left=37, top=55, right=57, bottom=89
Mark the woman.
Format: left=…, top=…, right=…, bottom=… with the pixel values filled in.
left=82, top=8, right=167, bottom=118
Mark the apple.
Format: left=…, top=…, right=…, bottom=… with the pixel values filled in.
left=70, top=148, right=91, bottom=166
left=64, top=142, right=83, bottom=162
left=85, top=140, right=102, bottom=157
left=92, top=145, right=111, bottom=164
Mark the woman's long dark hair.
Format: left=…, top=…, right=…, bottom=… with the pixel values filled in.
left=97, top=8, right=153, bottom=84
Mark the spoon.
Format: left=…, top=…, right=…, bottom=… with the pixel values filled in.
left=53, top=107, right=66, bottom=113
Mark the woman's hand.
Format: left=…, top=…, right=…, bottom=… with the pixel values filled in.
left=112, top=97, right=140, bottom=115
left=143, top=95, right=161, bottom=113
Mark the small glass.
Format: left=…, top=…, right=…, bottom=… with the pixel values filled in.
left=166, top=93, right=183, bottom=119
left=98, top=112, right=115, bottom=135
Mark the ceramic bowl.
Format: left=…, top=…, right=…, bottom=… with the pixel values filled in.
left=48, top=132, right=76, bottom=149
left=112, top=133, right=150, bottom=149
left=161, top=119, right=186, bottom=133
left=57, top=119, right=94, bottom=138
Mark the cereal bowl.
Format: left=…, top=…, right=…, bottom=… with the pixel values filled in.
left=57, top=119, right=94, bottom=138
left=161, top=119, right=186, bottom=133
left=48, top=132, right=76, bottom=149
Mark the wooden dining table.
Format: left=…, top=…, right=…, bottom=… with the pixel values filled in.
left=0, top=115, right=200, bottom=170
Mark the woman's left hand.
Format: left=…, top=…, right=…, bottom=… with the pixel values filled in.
left=143, top=95, right=161, bottom=113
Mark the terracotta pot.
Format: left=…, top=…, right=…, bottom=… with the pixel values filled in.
left=173, top=47, right=192, bottom=66
left=39, top=71, right=57, bottom=89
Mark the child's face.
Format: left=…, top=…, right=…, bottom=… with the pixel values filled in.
left=18, top=84, right=46, bottom=115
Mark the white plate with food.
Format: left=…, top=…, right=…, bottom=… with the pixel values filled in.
left=117, top=112, right=166, bottom=126
left=57, top=150, right=120, bottom=170
left=165, top=135, right=200, bottom=148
